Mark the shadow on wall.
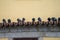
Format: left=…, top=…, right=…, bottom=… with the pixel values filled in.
left=13, top=38, right=38, bottom=40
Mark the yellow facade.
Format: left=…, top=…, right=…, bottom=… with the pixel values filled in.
left=0, top=38, right=8, bottom=40
left=44, top=37, right=60, bottom=40
left=0, top=0, right=60, bottom=22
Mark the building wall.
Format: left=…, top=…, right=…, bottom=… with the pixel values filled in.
left=0, top=0, right=60, bottom=22
left=0, top=38, right=8, bottom=40
left=44, top=37, right=60, bottom=40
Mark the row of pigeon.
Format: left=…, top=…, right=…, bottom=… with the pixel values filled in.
left=0, top=17, right=60, bottom=28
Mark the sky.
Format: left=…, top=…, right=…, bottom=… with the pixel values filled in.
left=0, top=0, right=60, bottom=22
